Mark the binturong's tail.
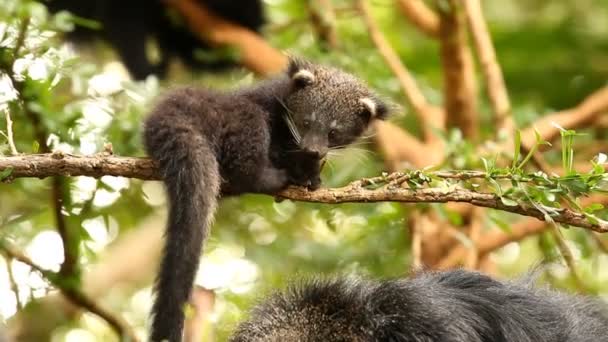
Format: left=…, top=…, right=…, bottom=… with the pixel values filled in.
left=144, top=114, right=220, bottom=342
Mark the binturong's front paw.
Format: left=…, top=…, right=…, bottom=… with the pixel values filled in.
left=307, top=176, right=321, bottom=191
left=288, top=174, right=321, bottom=191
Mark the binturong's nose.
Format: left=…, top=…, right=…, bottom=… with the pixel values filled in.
left=301, top=135, right=328, bottom=159
left=303, top=147, right=327, bottom=159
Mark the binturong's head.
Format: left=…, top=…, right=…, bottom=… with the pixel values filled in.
left=282, top=57, right=390, bottom=159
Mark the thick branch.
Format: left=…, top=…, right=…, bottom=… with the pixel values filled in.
left=396, top=0, right=440, bottom=37
left=438, top=0, right=479, bottom=139
left=2, top=153, right=606, bottom=233
left=166, top=0, right=287, bottom=76
left=520, top=86, right=608, bottom=148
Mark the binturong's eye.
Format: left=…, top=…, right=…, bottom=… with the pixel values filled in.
left=303, top=119, right=311, bottom=128
left=328, top=129, right=337, bottom=140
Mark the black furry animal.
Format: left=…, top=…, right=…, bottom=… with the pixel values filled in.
left=143, top=58, right=389, bottom=341
left=46, top=0, right=265, bottom=79
left=232, top=269, right=608, bottom=342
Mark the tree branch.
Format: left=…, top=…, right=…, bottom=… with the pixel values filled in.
left=308, top=0, right=338, bottom=49
left=396, top=0, right=440, bottom=38
left=166, top=0, right=287, bottom=76
left=358, top=0, right=444, bottom=143
left=520, top=86, right=608, bottom=149
left=3, top=110, right=18, bottom=155
left=1, top=153, right=606, bottom=233
left=438, top=0, right=479, bottom=139
left=463, top=0, right=514, bottom=134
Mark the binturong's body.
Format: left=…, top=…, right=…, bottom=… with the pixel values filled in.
left=143, top=57, right=389, bottom=341
left=231, top=269, right=608, bottom=342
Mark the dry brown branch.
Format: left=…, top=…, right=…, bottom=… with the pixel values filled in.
left=184, top=286, right=215, bottom=342
left=308, top=0, right=338, bottom=49
left=437, top=194, right=608, bottom=269
left=396, top=0, right=440, bottom=37
left=520, top=86, right=608, bottom=149
left=0, top=243, right=138, bottom=341
left=373, top=121, right=442, bottom=169
left=409, top=211, right=424, bottom=268
left=358, top=0, right=444, bottom=143
left=166, top=0, right=287, bottom=76
left=438, top=0, right=479, bottom=140
left=463, top=0, right=513, bottom=134
left=3, top=110, right=18, bottom=155
left=464, top=207, right=483, bottom=269
left=2, top=153, right=606, bottom=233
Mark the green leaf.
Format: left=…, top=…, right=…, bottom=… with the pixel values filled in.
left=512, top=130, right=521, bottom=169
left=0, top=167, right=13, bottom=181
left=585, top=203, right=604, bottom=213
left=500, top=197, right=519, bottom=207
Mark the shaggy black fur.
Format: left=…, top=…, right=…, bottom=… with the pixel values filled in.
left=232, top=269, right=608, bottom=342
left=143, top=58, right=388, bottom=341
left=46, top=0, right=265, bottom=79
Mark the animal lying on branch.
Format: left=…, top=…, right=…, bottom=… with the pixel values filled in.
left=232, top=269, right=608, bottom=342
left=143, top=57, right=389, bottom=341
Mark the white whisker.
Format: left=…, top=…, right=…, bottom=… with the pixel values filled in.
left=274, top=96, right=301, bottom=143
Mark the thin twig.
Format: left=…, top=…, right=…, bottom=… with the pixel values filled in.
left=357, top=0, right=444, bottom=142
left=0, top=242, right=139, bottom=341
left=3, top=255, right=22, bottom=309
left=13, top=17, right=30, bottom=57
left=1, top=153, right=607, bottom=233
left=4, top=110, right=18, bottom=155
left=463, top=0, right=513, bottom=134
left=549, top=223, right=586, bottom=291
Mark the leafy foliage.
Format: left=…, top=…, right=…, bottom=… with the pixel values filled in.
left=1, top=0, right=608, bottom=341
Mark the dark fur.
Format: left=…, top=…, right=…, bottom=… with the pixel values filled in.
left=143, top=58, right=388, bottom=341
left=232, top=269, right=608, bottom=342
left=46, top=0, right=265, bottom=79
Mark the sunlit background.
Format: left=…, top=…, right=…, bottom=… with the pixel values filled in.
left=1, top=0, right=608, bottom=341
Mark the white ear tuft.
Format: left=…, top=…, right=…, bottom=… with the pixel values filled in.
left=359, top=97, right=377, bottom=117
left=292, top=69, right=315, bottom=86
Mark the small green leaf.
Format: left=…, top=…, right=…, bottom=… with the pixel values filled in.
left=585, top=203, right=604, bottom=213
left=512, top=130, right=521, bottom=169
left=0, top=167, right=13, bottom=181
left=500, top=197, right=519, bottom=207
left=584, top=213, right=600, bottom=225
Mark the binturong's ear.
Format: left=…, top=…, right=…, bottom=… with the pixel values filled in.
left=359, top=97, right=390, bottom=120
left=287, top=56, right=315, bottom=87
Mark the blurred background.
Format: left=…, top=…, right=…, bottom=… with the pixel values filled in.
left=1, top=0, right=608, bottom=341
